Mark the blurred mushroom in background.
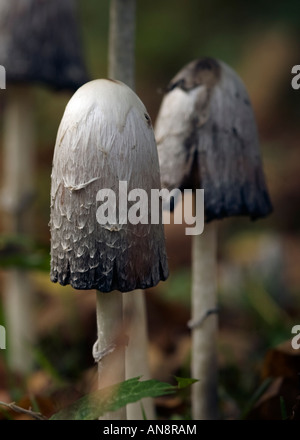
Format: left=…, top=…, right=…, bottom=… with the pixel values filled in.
left=155, top=57, right=272, bottom=419
left=0, top=0, right=89, bottom=374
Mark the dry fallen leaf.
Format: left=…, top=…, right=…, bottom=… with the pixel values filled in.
left=261, top=340, right=300, bottom=379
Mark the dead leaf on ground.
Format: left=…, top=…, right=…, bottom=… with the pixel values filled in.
left=261, top=340, right=300, bottom=379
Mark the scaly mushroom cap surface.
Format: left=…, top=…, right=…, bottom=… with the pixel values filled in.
left=50, top=79, right=168, bottom=292
left=0, top=0, right=88, bottom=90
left=155, top=57, right=272, bottom=221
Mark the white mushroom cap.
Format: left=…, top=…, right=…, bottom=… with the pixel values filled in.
left=50, top=79, right=168, bottom=292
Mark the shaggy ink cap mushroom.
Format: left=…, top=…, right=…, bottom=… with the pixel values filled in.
left=0, top=0, right=89, bottom=90
left=155, top=57, right=273, bottom=222
left=50, top=79, right=169, bottom=293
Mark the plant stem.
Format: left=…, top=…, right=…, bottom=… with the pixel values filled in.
left=100, top=0, right=136, bottom=420
left=108, top=0, right=155, bottom=420
left=1, top=86, right=35, bottom=374
left=191, top=222, right=218, bottom=420
left=96, top=290, right=126, bottom=420
left=108, top=0, right=135, bottom=89
left=124, top=290, right=155, bottom=420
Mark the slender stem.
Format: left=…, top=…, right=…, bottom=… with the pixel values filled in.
left=99, top=0, right=136, bottom=420
left=3, top=270, right=35, bottom=373
left=191, top=222, right=219, bottom=420
left=108, top=0, right=136, bottom=89
left=108, top=0, right=155, bottom=420
left=1, top=86, right=35, bottom=374
left=0, top=401, right=47, bottom=420
left=96, top=290, right=126, bottom=420
left=2, top=87, right=35, bottom=233
left=124, top=290, right=155, bottom=420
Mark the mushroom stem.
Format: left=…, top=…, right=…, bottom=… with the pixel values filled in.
left=95, top=290, right=126, bottom=420
left=97, top=0, right=136, bottom=420
left=191, top=222, right=218, bottom=420
left=124, top=290, right=155, bottom=420
left=108, top=0, right=155, bottom=420
left=3, top=270, right=35, bottom=373
left=1, top=86, right=35, bottom=374
left=108, top=0, right=135, bottom=89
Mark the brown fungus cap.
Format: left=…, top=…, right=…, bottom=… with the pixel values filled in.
left=0, top=0, right=89, bottom=91
left=155, top=57, right=273, bottom=222
left=50, top=79, right=168, bottom=293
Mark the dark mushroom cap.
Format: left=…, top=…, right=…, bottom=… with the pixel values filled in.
left=0, top=0, right=89, bottom=91
left=50, top=79, right=168, bottom=293
left=155, top=57, right=273, bottom=222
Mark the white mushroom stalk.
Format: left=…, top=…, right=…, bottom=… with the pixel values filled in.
left=1, top=86, right=35, bottom=374
left=50, top=79, right=168, bottom=419
left=155, top=57, right=272, bottom=420
left=108, top=0, right=155, bottom=420
left=0, top=0, right=88, bottom=375
left=109, top=0, right=135, bottom=90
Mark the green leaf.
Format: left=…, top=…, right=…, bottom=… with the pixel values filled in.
left=50, top=377, right=176, bottom=420
left=280, top=395, right=288, bottom=420
left=140, top=401, right=147, bottom=421
left=174, top=376, right=198, bottom=389
left=240, top=377, right=273, bottom=419
left=0, top=234, right=50, bottom=271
